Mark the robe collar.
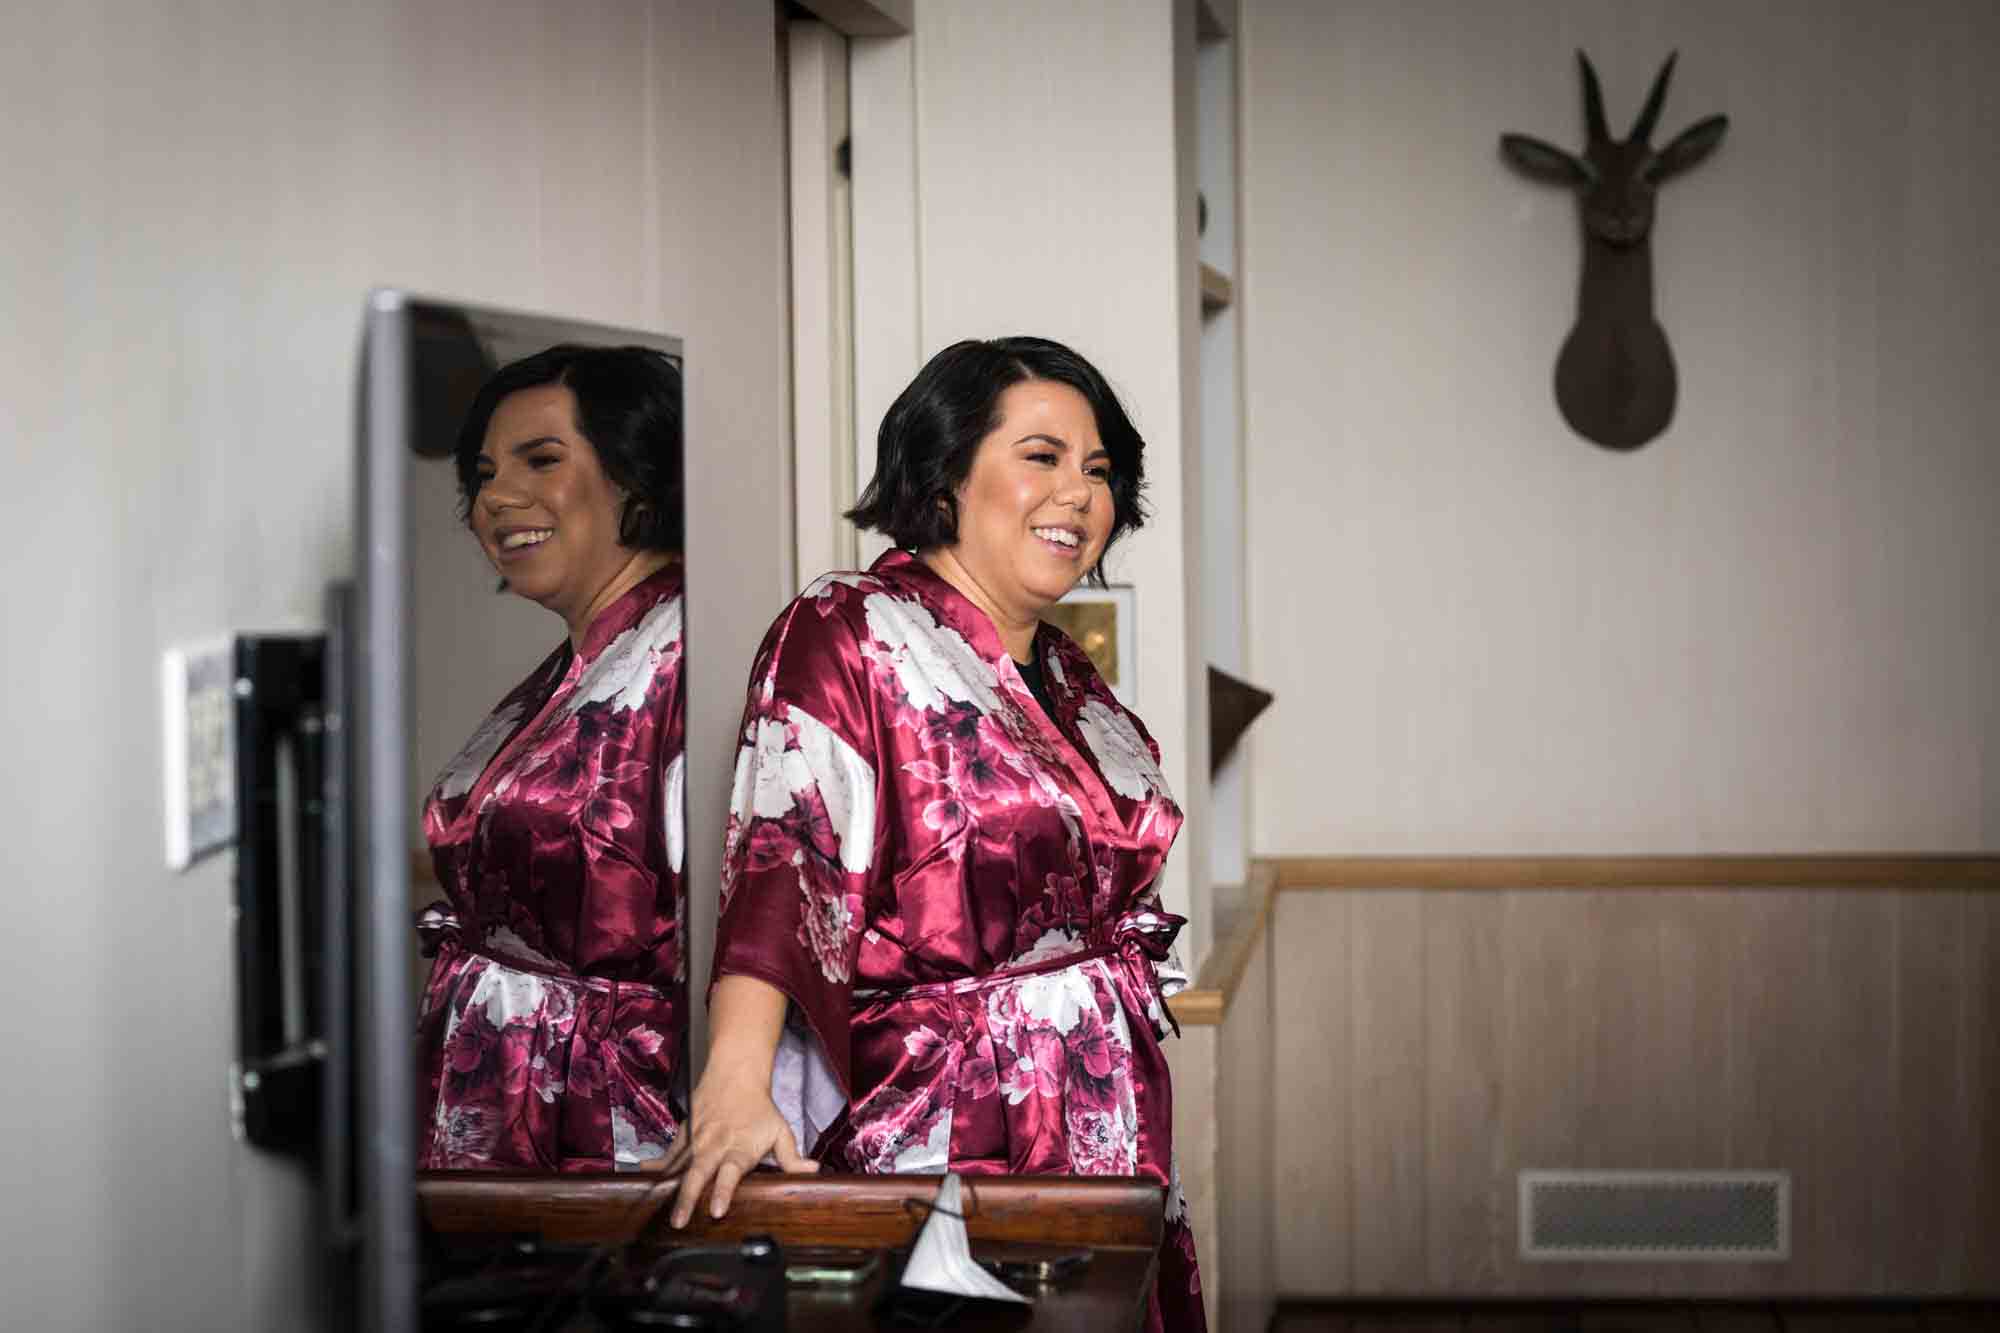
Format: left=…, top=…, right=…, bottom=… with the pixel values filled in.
left=573, top=560, right=684, bottom=666
left=868, top=547, right=1056, bottom=670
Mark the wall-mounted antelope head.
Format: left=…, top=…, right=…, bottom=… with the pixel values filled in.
left=1501, top=52, right=1729, bottom=451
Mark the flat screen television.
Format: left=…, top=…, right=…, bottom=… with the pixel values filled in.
left=333, top=290, right=685, bottom=1331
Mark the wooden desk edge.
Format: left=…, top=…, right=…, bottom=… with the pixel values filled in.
left=419, top=1171, right=1165, bottom=1252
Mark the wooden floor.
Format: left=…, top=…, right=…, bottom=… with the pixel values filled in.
left=1271, top=1301, right=2000, bottom=1331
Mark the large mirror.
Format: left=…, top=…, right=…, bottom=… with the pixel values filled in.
left=400, top=297, right=689, bottom=1174
left=348, top=291, right=689, bottom=1327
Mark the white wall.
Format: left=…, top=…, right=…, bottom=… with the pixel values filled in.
left=912, top=0, right=1213, bottom=956
left=1197, top=9, right=1251, bottom=897
left=1239, top=0, right=2000, bottom=855
left=0, top=2, right=788, bottom=1325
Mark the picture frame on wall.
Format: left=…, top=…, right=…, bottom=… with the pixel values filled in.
left=1041, top=583, right=1137, bottom=708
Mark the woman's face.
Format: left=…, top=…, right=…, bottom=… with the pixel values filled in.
left=469, top=383, right=631, bottom=625
left=947, top=379, right=1115, bottom=619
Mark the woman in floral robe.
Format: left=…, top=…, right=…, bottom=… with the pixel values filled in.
left=667, top=337, right=1205, bottom=1331
left=415, top=344, right=689, bottom=1172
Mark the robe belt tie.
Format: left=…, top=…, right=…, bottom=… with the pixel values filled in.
left=1110, top=908, right=1188, bottom=1038
left=416, top=905, right=681, bottom=1025
left=415, top=903, right=461, bottom=958
left=854, top=909, right=1187, bottom=1037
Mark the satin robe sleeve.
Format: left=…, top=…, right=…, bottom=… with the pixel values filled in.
left=713, top=593, right=883, bottom=1142
left=656, top=631, right=690, bottom=985
left=1053, top=631, right=1192, bottom=1005
left=1128, top=709, right=1194, bottom=1003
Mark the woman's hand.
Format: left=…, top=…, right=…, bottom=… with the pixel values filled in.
left=658, top=1059, right=818, bottom=1227
left=656, top=974, right=819, bottom=1228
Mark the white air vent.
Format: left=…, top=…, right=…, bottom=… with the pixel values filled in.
left=1520, top=1170, right=1789, bottom=1261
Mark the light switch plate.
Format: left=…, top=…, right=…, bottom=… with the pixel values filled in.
left=163, top=639, right=237, bottom=869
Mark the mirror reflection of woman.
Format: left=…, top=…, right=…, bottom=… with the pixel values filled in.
left=414, top=345, right=688, bottom=1172
left=667, top=337, right=1206, bottom=1331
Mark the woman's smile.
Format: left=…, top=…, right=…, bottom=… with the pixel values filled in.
left=493, top=525, right=555, bottom=560
left=1030, top=522, right=1085, bottom=559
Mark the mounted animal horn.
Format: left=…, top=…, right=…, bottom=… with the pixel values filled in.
left=1578, top=50, right=1610, bottom=146
left=1499, top=51, right=1730, bottom=450
left=1629, top=52, right=1678, bottom=144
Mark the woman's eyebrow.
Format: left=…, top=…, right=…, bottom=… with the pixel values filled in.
left=476, top=435, right=564, bottom=469
left=1012, top=434, right=1110, bottom=465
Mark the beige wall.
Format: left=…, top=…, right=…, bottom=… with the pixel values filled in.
left=1239, top=0, right=2000, bottom=855
left=0, top=2, right=787, bottom=1325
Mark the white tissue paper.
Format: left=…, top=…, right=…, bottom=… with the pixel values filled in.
left=898, top=1173, right=1031, bottom=1304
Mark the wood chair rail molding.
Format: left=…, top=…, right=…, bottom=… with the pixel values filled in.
left=1268, top=854, right=2000, bottom=891
left=1168, top=859, right=1278, bottom=1027
left=1167, top=854, right=2000, bottom=1027
left=418, top=1172, right=1166, bottom=1251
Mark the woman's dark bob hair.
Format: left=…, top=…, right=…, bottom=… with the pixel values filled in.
left=845, top=336, right=1147, bottom=585
left=454, top=343, right=684, bottom=551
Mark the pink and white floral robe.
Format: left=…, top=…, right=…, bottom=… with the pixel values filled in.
left=713, top=549, right=1205, bottom=1332
left=416, top=565, right=687, bottom=1172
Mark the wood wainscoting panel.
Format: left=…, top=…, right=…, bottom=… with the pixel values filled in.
left=1217, top=895, right=1277, bottom=1333
left=1889, top=892, right=1998, bottom=1289
left=1422, top=891, right=1507, bottom=1290
left=1968, top=893, right=2000, bottom=1285
left=1348, top=891, right=1430, bottom=1292
left=1888, top=893, right=1964, bottom=1289
left=1493, top=891, right=1627, bottom=1298
left=1721, top=890, right=1820, bottom=1289
left=1661, top=894, right=1740, bottom=1175
left=1803, top=891, right=1901, bottom=1291
left=1270, top=879, right=2000, bottom=1298
left=1273, top=890, right=1353, bottom=1293
left=1167, top=1024, right=1220, bottom=1332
